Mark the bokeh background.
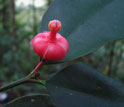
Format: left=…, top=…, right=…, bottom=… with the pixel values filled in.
left=0, top=0, right=124, bottom=104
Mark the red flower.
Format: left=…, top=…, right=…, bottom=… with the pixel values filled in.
left=30, top=20, right=69, bottom=60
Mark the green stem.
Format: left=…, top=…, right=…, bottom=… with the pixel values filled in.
left=0, top=77, right=29, bottom=92
left=0, top=78, right=45, bottom=92
left=29, top=79, right=45, bottom=85
left=0, top=59, right=47, bottom=92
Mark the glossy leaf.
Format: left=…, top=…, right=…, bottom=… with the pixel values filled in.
left=47, top=62, right=124, bottom=107
left=40, top=0, right=124, bottom=62
left=4, top=94, right=54, bottom=107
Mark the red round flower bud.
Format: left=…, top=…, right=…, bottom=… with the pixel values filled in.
left=48, top=20, right=61, bottom=32
left=30, top=20, right=69, bottom=61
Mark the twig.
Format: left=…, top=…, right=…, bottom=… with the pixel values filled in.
left=0, top=77, right=45, bottom=92
left=0, top=78, right=29, bottom=92
left=0, top=59, right=47, bottom=92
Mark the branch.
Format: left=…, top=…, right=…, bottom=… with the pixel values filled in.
left=0, top=59, right=47, bottom=92
left=0, top=77, right=45, bottom=92
left=0, top=78, right=29, bottom=92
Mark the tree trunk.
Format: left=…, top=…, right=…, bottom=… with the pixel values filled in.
left=32, top=0, right=37, bottom=35
left=107, top=42, right=115, bottom=76
left=9, top=0, right=16, bottom=38
left=1, top=0, right=9, bottom=30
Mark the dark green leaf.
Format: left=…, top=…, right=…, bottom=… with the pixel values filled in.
left=40, top=0, right=124, bottom=62
left=4, top=94, right=54, bottom=107
left=47, top=62, right=124, bottom=107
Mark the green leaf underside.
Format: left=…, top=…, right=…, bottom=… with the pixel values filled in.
left=4, top=94, right=54, bottom=107
left=47, top=62, right=124, bottom=107
left=40, top=0, right=124, bottom=62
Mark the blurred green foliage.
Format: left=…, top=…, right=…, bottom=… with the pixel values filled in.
left=0, top=0, right=50, bottom=97
left=0, top=0, right=124, bottom=104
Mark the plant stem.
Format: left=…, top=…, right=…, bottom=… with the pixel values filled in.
left=0, top=59, right=47, bottom=92
left=0, top=78, right=29, bottom=92
left=33, top=59, right=46, bottom=73
left=0, top=78, right=45, bottom=92
left=28, top=79, right=45, bottom=85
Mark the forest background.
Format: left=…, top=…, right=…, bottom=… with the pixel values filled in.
left=0, top=0, right=124, bottom=103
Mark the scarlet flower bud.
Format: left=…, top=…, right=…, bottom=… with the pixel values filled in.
left=30, top=20, right=69, bottom=60
left=48, top=20, right=61, bottom=32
